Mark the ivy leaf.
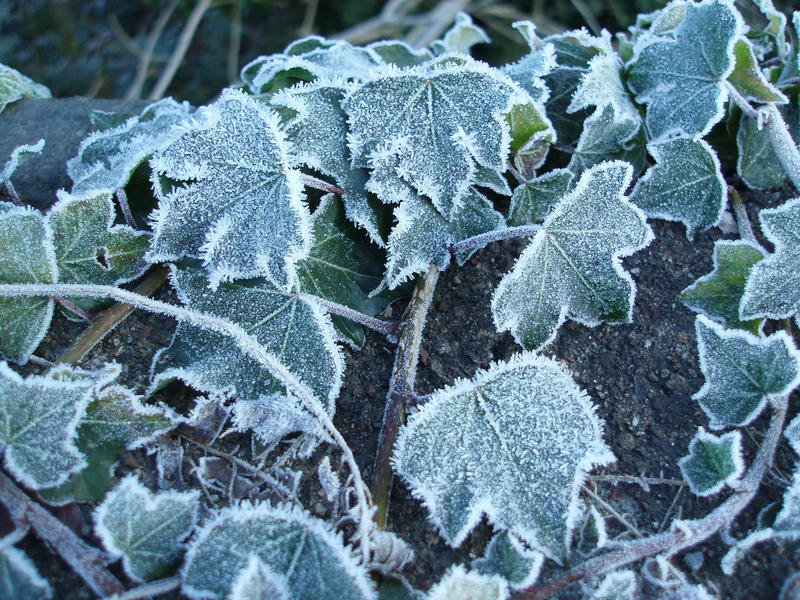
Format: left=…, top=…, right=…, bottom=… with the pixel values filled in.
left=502, top=21, right=555, bottom=106
left=0, top=205, right=57, bottom=364
left=575, top=505, right=607, bottom=556
left=0, top=362, right=119, bottom=489
left=740, top=198, right=800, bottom=323
left=0, top=534, right=52, bottom=600
left=426, top=566, right=508, bottom=600
left=679, top=239, right=765, bottom=335
left=1, top=139, right=45, bottom=186
left=693, top=315, right=800, bottom=429
left=492, top=161, right=653, bottom=351
left=229, top=556, right=290, bottom=600
left=393, top=352, right=614, bottom=561
left=755, top=0, right=788, bottom=58
left=181, top=503, right=375, bottom=600
left=67, top=98, right=192, bottom=194
left=591, top=571, right=639, bottom=600
left=148, top=89, right=311, bottom=290
left=727, top=37, right=788, bottom=104
left=507, top=169, right=572, bottom=226
left=367, top=41, right=432, bottom=67
left=471, top=531, right=543, bottom=590
left=568, top=103, right=641, bottom=177
left=736, top=114, right=790, bottom=190
left=345, top=56, right=527, bottom=218
left=151, top=261, right=342, bottom=412
left=627, top=0, right=743, bottom=140
left=432, top=12, right=490, bottom=56
left=0, top=63, right=51, bottom=114
left=679, top=428, right=744, bottom=496
left=47, top=189, right=150, bottom=316
left=94, top=475, right=199, bottom=582
left=630, top=136, right=726, bottom=239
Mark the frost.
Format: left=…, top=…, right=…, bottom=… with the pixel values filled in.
left=0, top=534, right=52, bottom=600
left=502, top=21, right=555, bottom=105
left=94, top=475, right=199, bottom=582
left=736, top=114, right=791, bottom=190
left=367, top=41, right=432, bottom=67
left=393, top=352, right=614, bottom=562
left=148, top=89, right=310, bottom=290
left=181, top=503, right=375, bottom=600
left=679, top=239, right=765, bottom=335
left=678, top=428, right=744, bottom=496
left=426, top=565, right=508, bottom=600
left=740, top=198, right=800, bottom=322
left=627, top=0, right=743, bottom=140
left=507, top=169, right=572, bottom=226
left=568, top=103, right=641, bottom=176
left=0, top=63, right=51, bottom=114
left=492, top=161, right=652, bottom=351
left=1, top=140, right=45, bottom=186
left=345, top=56, right=527, bottom=218
left=0, top=205, right=57, bottom=363
left=590, top=570, right=638, bottom=600
left=727, top=37, right=788, bottom=104
left=471, top=531, right=543, bottom=589
left=0, top=362, right=118, bottom=490
left=432, top=13, right=490, bottom=56
left=229, top=556, right=290, bottom=600
left=318, top=455, right=340, bottom=503
left=755, top=0, right=788, bottom=58
left=151, top=261, right=342, bottom=413
left=67, top=98, right=192, bottom=194
left=575, top=505, right=607, bottom=556
left=786, top=414, right=800, bottom=456
left=568, top=51, right=640, bottom=132
left=693, top=315, right=800, bottom=429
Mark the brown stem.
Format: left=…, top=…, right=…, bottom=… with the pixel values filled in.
left=301, top=174, right=345, bottom=196
left=57, top=266, right=169, bottom=365
left=449, top=224, right=541, bottom=255
left=0, top=471, right=123, bottom=597
left=298, top=293, right=401, bottom=338
left=372, top=264, right=439, bottom=529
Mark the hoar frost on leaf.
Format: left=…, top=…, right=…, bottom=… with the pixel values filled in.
left=229, top=556, right=290, bottom=600
left=0, top=63, right=51, bottom=114
left=1, top=139, right=45, bottom=186
left=590, top=570, right=638, bottom=600
left=94, top=475, right=199, bottom=582
left=502, top=21, right=556, bottom=106
left=426, top=565, right=508, bottom=600
left=736, top=114, right=791, bottom=190
left=431, top=12, right=491, bottom=56
left=0, top=533, right=52, bottom=600
left=471, top=531, right=543, bottom=590
left=181, top=503, right=375, bottom=600
left=693, top=315, right=800, bottom=429
left=567, top=103, right=642, bottom=177
left=678, top=428, right=744, bottom=496
left=727, top=37, right=788, bottom=104
left=393, top=352, right=614, bottom=562
left=148, top=88, right=310, bottom=290
left=492, top=161, right=653, bottom=351
left=507, top=169, right=572, bottom=226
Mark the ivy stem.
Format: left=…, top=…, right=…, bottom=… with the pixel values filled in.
left=372, top=263, right=439, bottom=529
left=728, top=186, right=759, bottom=247
left=3, top=181, right=23, bottom=206
left=297, top=293, right=401, bottom=338
left=516, top=393, right=789, bottom=600
left=301, top=174, right=345, bottom=196
left=449, top=224, right=542, bottom=256
left=0, top=471, right=124, bottom=597
left=103, top=575, right=182, bottom=600
left=115, top=188, right=137, bottom=229
left=54, top=296, right=96, bottom=321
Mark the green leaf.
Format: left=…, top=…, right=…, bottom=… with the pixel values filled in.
left=679, top=240, right=765, bottom=335
left=148, top=89, right=311, bottom=290
left=740, top=198, right=800, bottom=322
left=0, top=535, right=52, bottom=600
left=575, top=505, right=607, bottom=556
left=367, top=41, right=432, bottom=67
left=591, top=571, right=639, bottom=600
left=630, top=136, right=726, bottom=239
left=0, top=205, right=57, bottom=363
left=728, top=37, right=788, bottom=104
left=229, top=556, right=290, bottom=600
left=627, top=0, right=743, bottom=140
left=568, top=103, right=642, bottom=176
left=151, top=261, right=343, bottom=412
left=94, top=475, right=199, bottom=582
left=426, top=566, right=508, bottom=600
left=0, top=63, right=51, bottom=114
left=502, top=21, right=555, bottom=106
left=182, top=503, right=375, bottom=600
left=754, top=0, right=788, bottom=58
left=393, top=352, right=614, bottom=561
left=432, top=13, right=490, bottom=56
left=693, top=315, right=800, bottom=429
left=492, top=161, right=653, bottom=351
left=679, top=428, right=744, bottom=496
left=1, top=140, right=45, bottom=186
left=736, top=114, right=790, bottom=190
left=471, top=531, right=543, bottom=590
left=505, top=101, right=555, bottom=155
left=507, top=169, right=572, bottom=226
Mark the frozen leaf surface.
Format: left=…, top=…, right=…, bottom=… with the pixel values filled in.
left=502, top=21, right=555, bottom=105
left=471, top=531, right=543, bottom=590
left=627, top=0, right=742, bottom=140
left=567, top=103, right=641, bottom=176
left=367, top=41, right=432, bottom=67
left=0, top=63, right=50, bottom=113
left=568, top=51, right=640, bottom=132
left=1, top=140, right=45, bottom=186
left=740, top=198, right=800, bottom=322
left=680, top=240, right=765, bottom=335
left=94, top=475, right=199, bottom=582
left=0, top=205, right=57, bottom=363
left=67, top=98, right=191, bottom=194
left=149, top=89, right=310, bottom=289
left=736, top=114, right=791, bottom=190
left=229, top=556, right=290, bottom=600
left=630, top=137, right=726, bottom=239
left=393, top=352, right=614, bottom=561
left=727, top=37, right=788, bottom=104
left=0, top=536, right=52, bottom=600
left=693, top=315, right=800, bottom=429
left=492, top=161, right=652, bottom=351
left=426, top=566, right=508, bottom=600
left=182, top=503, right=375, bottom=600
left=576, top=505, right=607, bottom=556
left=507, top=169, right=572, bottom=226
left=591, top=571, right=638, bottom=600
left=679, top=428, right=744, bottom=496
left=432, top=13, right=490, bottom=55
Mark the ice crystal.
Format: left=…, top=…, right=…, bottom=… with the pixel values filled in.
left=590, top=570, right=638, bottom=600
left=567, top=103, right=641, bottom=176
left=229, top=556, right=290, bottom=600
left=501, top=21, right=555, bottom=105
left=0, top=63, right=50, bottom=114
left=679, top=428, right=744, bottom=496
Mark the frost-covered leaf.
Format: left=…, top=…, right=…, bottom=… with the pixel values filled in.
left=149, top=89, right=310, bottom=290
left=151, top=261, right=342, bottom=412
left=501, top=23, right=554, bottom=109
left=680, top=240, right=765, bottom=335
left=507, top=169, right=572, bottom=226
left=94, top=475, right=199, bottom=582
left=755, top=0, right=788, bottom=58
left=740, top=198, right=800, bottom=322
left=426, top=566, right=508, bottom=600
left=345, top=56, right=528, bottom=218
left=591, top=570, right=638, bottom=600
left=0, top=362, right=119, bottom=489
left=575, top=505, right=607, bottom=556
left=0, top=535, right=52, bottom=600
left=728, top=37, right=788, bottom=104
left=786, top=413, right=800, bottom=456
left=47, top=189, right=150, bottom=315
left=367, top=41, right=432, bottom=67
left=492, top=161, right=652, bottom=351
left=318, top=455, right=340, bottom=503
left=182, top=503, right=375, bottom=600
left=568, top=103, right=641, bottom=176
left=737, top=114, right=791, bottom=190
left=630, top=136, right=726, bottom=239
left=0, top=204, right=57, bottom=363
left=679, top=428, right=744, bottom=496
left=471, top=531, right=543, bottom=590
left=1, top=140, right=45, bottom=186
left=627, top=0, right=743, bottom=140
left=0, top=63, right=51, bottom=114
left=505, top=101, right=555, bottom=157
left=393, top=352, right=614, bottom=561
left=229, top=555, right=290, bottom=600
left=67, top=98, right=192, bottom=194
left=693, top=315, right=800, bottom=429
left=432, top=13, right=490, bottom=55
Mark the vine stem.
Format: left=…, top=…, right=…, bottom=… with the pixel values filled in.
left=515, top=393, right=789, bottom=599
left=372, top=263, right=439, bottom=529
left=728, top=186, right=759, bottom=247
left=449, top=224, right=542, bottom=255
left=103, top=575, right=181, bottom=600
left=0, top=280, right=374, bottom=561
left=298, top=293, right=400, bottom=338
left=301, top=174, right=345, bottom=196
